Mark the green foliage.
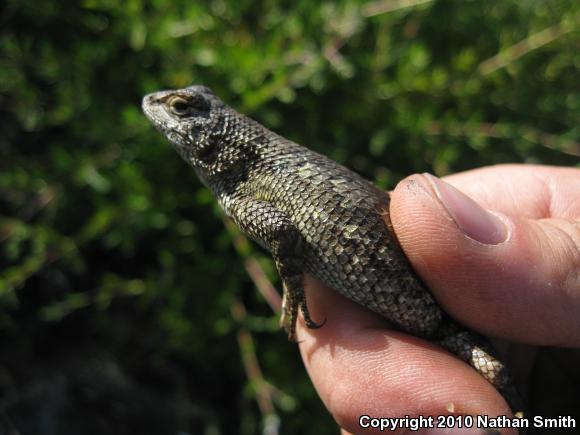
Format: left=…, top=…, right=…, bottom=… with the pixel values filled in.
left=0, top=0, right=578, bottom=433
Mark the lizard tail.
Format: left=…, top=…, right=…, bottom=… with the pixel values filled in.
left=434, top=319, right=526, bottom=418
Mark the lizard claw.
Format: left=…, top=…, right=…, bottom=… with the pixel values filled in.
left=304, top=317, right=326, bottom=329
left=300, top=302, right=326, bottom=329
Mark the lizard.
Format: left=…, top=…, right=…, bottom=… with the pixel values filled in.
left=141, top=85, right=524, bottom=415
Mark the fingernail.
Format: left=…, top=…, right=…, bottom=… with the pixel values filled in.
left=423, top=173, right=508, bottom=245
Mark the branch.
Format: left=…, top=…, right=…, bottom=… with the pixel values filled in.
left=478, top=15, right=579, bottom=75
left=362, top=0, right=433, bottom=18
left=426, top=121, right=580, bottom=157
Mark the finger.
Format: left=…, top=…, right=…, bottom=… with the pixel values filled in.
left=443, top=164, right=580, bottom=219
left=390, top=173, right=580, bottom=346
left=297, top=275, right=517, bottom=435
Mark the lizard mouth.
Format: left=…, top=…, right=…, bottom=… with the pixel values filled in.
left=141, top=92, right=166, bottom=127
left=142, top=92, right=193, bottom=157
left=141, top=91, right=187, bottom=141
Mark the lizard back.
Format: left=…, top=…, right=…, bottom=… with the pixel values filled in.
left=232, top=134, right=443, bottom=337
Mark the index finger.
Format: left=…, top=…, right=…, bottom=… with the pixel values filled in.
left=296, top=275, right=517, bottom=435
left=443, top=164, right=580, bottom=219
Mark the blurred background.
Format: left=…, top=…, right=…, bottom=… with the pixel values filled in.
left=1, top=0, right=579, bottom=434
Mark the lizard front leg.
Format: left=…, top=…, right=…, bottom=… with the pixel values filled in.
left=226, top=196, right=323, bottom=340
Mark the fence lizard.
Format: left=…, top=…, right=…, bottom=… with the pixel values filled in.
left=142, top=85, right=523, bottom=414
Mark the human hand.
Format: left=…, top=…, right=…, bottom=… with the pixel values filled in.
left=296, top=164, right=580, bottom=434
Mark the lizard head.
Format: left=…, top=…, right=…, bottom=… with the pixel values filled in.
left=142, top=85, right=262, bottom=182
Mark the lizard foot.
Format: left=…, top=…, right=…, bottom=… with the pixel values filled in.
left=279, top=274, right=325, bottom=340
left=280, top=282, right=299, bottom=341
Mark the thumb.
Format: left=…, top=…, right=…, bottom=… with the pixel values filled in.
left=390, top=173, right=580, bottom=346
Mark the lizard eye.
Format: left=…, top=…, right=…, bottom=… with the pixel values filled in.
left=168, top=95, right=210, bottom=117
left=168, top=96, right=191, bottom=116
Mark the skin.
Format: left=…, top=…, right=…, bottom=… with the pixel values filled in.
left=294, top=164, right=580, bottom=435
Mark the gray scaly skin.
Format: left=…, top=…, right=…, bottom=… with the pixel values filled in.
left=142, top=85, right=523, bottom=414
